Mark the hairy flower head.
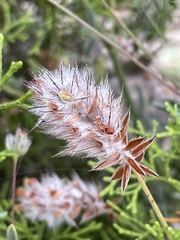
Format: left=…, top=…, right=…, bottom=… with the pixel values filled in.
left=16, top=173, right=112, bottom=227
left=28, top=62, right=158, bottom=193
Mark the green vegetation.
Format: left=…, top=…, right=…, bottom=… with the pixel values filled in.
left=0, top=1, right=180, bottom=239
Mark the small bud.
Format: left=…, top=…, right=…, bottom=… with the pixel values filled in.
left=5, top=127, right=32, bottom=157
left=7, top=224, right=18, bottom=240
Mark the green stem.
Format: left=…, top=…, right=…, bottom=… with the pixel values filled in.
left=0, top=90, right=34, bottom=110
left=0, top=34, right=4, bottom=79
left=0, top=150, right=17, bottom=159
left=133, top=171, right=173, bottom=240
left=101, top=0, right=152, bottom=59
left=106, top=45, right=137, bottom=123
left=46, top=0, right=180, bottom=97
left=142, top=10, right=167, bottom=41
left=2, top=85, right=23, bottom=97
left=11, top=157, right=18, bottom=223
left=0, top=61, right=23, bottom=90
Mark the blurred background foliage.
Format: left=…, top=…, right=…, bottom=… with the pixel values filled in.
left=0, top=0, right=180, bottom=239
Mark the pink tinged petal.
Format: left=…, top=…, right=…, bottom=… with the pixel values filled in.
left=91, top=160, right=107, bottom=170
left=121, top=165, right=131, bottom=193
left=135, top=152, right=144, bottom=162
left=139, top=164, right=158, bottom=177
left=92, top=154, right=120, bottom=170
left=87, top=89, right=98, bottom=115
left=111, top=166, right=124, bottom=180
left=80, top=211, right=94, bottom=224
left=87, top=100, right=96, bottom=115
left=131, top=136, right=156, bottom=157
left=124, top=137, right=145, bottom=151
left=80, top=208, right=109, bottom=224
left=120, top=110, right=130, bottom=142
left=126, top=156, right=146, bottom=176
left=122, top=133, right=128, bottom=145
left=80, top=198, right=112, bottom=224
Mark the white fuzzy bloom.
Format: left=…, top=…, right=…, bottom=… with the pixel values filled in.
left=16, top=174, right=82, bottom=227
left=28, top=62, right=157, bottom=193
left=16, top=173, right=112, bottom=227
left=28, top=63, right=123, bottom=158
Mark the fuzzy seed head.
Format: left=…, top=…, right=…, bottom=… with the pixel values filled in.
left=28, top=62, right=158, bottom=193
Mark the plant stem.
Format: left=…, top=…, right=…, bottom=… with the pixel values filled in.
left=106, top=44, right=137, bottom=123
left=0, top=34, right=4, bottom=80
left=46, top=0, right=180, bottom=97
left=100, top=0, right=152, bottom=59
left=11, top=157, right=18, bottom=222
left=0, top=90, right=34, bottom=110
left=133, top=171, right=173, bottom=240
left=143, top=13, right=166, bottom=40
left=0, top=61, right=23, bottom=90
left=3, top=85, right=23, bottom=97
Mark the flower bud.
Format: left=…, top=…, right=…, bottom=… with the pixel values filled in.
left=5, top=127, right=32, bottom=157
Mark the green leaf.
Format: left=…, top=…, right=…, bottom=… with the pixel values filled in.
left=0, top=211, right=8, bottom=218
